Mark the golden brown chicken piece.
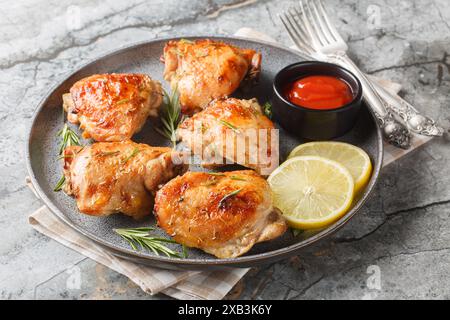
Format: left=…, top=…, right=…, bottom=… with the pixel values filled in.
left=154, top=170, right=287, bottom=258
left=177, top=97, right=278, bottom=175
left=62, top=141, right=187, bottom=219
left=63, top=73, right=163, bottom=141
left=162, top=39, right=261, bottom=114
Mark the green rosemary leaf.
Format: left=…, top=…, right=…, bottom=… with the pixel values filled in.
left=98, top=151, right=120, bottom=157
left=230, top=176, right=247, bottom=181
left=114, top=227, right=185, bottom=258
left=263, top=102, right=273, bottom=119
left=53, top=175, right=66, bottom=192
left=207, top=172, right=226, bottom=176
left=218, top=189, right=242, bottom=209
left=57, top=123, right=81, bottom=155
left=54, top=124, right=83, bottom=192
left=125, top=237, right=138, bottom=251
left=218, top=119, right=239, bottom=132
left=147, top=237, right=179, bottom=244
left=127, top=227, right=155, bottom=232
left=156, top=88, right=182, bottom=147
left=154, top=126, right=171, bottom=139
left=182, top=245, right=188, bottom=258
left=121, top=147, right=139, bottom=164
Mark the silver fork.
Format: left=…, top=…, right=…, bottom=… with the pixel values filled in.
left=280, top=1, right=443, bottom=147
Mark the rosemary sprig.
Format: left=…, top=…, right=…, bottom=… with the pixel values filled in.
left=57, top=123, right=81, bottom=154
left=182, top=245, right=188, bottom=258
left=263, top=102, right=273, bottom=119
left=207, top=173, right=246, bottom=181
left=230, top=176, right=247, bottom=181
left=114, top=227, right=185, bottom=258
left=121, top=147, right=139, bottom=164
left=218, top=119, right=239, bottom=133
left=54, top=123, right=82, bottom=192
left=98, top=151, right=120, bottom=157
left=57, top=146, right=85, bottom=160
left=207, top=172, right=226, bottom=177
left=155, top=89, right=182, bottom=147
left=218, top=189, right=242, bottom=209
left=54, top=175, right=66, bottom=192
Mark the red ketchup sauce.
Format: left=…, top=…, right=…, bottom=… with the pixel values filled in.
left=284, top=75, right=354, bottom=110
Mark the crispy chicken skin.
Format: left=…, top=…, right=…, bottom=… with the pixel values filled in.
left=154, top=170, right=287, bottom=258
left=63, top=141, right=187, bottom=219
left=177, top=97, right=278, bottom=175
left=63, top=74, right=163, bottom=141
left=162, top=39, right=261, bottom=114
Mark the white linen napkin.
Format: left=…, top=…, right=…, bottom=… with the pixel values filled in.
left=27, top=28, right=432, bottom=300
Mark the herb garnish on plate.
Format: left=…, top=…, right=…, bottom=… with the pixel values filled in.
left=121, top=147, right=140, bottom=164
left=155, top=88, right=183, bottom=147
left=263, top=101, right=273, bottom=119
left=114, top=227, right=187, bottom=258
left=218, top=119, right=240, bottom=133
left=218, top=189, right=242, bottom=209
left=57, top=123, right=81, bottom=155
left=54, top=123, right=82, bottom=192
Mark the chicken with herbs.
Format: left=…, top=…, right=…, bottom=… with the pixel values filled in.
left=177, top=97, right=277, bottom=175
left=62, top=141, right=187, bottom=219
left=154, top=170, right=287, bottom=258
left=63, top=73, right=163, bottom=141
left=162, top=39, right=261, bottom=115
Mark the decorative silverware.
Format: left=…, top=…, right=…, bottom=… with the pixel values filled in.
left=279, top=0, right=444, bottom=147
left=370, top=82, right=444, bottom=136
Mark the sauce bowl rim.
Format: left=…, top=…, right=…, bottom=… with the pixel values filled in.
left=273, top=60, right=363, bottom=113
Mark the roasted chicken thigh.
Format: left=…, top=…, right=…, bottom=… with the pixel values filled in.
left=177, top=97, right=278, bottom=175
left=154, top=170, right=287, bottom=258
left=62, top=141, right=186, bottom=219
left=63, top=74, right=163, bottom=141
left=162, top=39, right=261, bottom=114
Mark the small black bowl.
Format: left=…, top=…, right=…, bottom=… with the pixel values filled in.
left=272, top=61, right=363, bottom=140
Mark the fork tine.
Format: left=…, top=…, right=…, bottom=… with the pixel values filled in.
left=301, top=0, right=327, bottom=47
left=316, top=0, right=345, bottom=43
left=295, top=3, right=320, bottom=48
left=286, top=9, right=316, bottom=50
left=286, top=8, right=310, bottom=42
left=308, top=0, right=336, bottom=44
left=279, top=12, right=315, bottom=55
left=279, top=13, right=304, bottom=48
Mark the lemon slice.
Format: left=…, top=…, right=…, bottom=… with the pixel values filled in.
left=288, top=141, right=372, bottom=193
left=268, top=156, right=354, bottom=229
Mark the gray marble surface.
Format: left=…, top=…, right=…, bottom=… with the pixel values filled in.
left=1, top=0, right=449, bottom=300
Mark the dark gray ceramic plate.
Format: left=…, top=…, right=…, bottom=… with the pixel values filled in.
left=26, top=36, right=383, bottom=270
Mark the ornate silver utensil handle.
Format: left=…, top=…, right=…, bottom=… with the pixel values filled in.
left=370, top=81, right=444, bottom=136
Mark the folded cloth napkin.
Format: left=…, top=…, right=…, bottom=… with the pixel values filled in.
left=27, top=180, right=247, bottom=300
left=27, top=28, right=433, bottom=300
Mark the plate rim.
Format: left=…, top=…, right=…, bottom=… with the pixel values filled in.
left=25, top=35, right=384, bottom=268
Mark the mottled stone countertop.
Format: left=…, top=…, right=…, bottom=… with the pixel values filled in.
left=1, top=0, right=449, bottom=300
